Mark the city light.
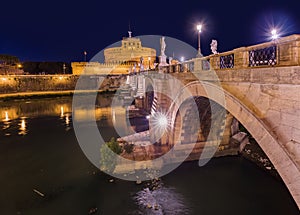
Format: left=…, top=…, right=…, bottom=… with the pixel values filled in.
left=271, top=29, right=279, bottom=40
left=148, top=56, right=151, bottom=69
left=181, top=56, right=185, bottom=62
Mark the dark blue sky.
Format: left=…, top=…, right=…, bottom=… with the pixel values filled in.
left=1, top=0, right=299, bottom=62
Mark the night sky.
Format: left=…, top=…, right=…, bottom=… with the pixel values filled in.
left=1, top=0, right=300, bottom=62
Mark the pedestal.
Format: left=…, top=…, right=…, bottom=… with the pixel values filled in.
left=159, top=55, right=168, bottom=67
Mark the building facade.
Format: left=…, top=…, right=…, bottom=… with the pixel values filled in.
left=72, top=33, right=156, bottom=75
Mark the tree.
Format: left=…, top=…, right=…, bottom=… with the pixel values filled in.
left=100, top=137, right=122, bottom=173
left=0, top=54, right=20, bottom=65
left=22, top=62, right=71, bottom=74
left=22, top=62, right=41, bottom=74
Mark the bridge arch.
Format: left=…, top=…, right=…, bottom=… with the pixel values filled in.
left=168, top=81, right=300, bottom=207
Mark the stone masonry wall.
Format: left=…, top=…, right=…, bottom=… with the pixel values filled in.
left=0, top=75, right=125, bottom=94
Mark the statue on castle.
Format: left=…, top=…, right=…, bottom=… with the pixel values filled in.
left=210, top=39, right=218, bottom=54
left=140, top=56, right=144, bottom=72
left=160, top=37, right=166, bottom=56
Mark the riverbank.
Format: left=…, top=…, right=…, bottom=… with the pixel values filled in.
left=239, top=137, right=281, bottom=180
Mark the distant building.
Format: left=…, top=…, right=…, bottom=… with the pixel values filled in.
left=72, top=32, right=156, bottom=75
left=0, top=64, right=24, bottom=75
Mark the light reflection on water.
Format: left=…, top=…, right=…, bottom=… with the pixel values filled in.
left=4, top=111, right=9, bottom=121
left=0, top=96, right=299, bottom=214
left=18, top=118, right=27, bottom=135
left=0, top=96, right=187, bottom=213
left=0, top=95, right=135, bottom=137
left=0, top=99, right=74, bottom=137
left=134, top=185, right=189, bottom=215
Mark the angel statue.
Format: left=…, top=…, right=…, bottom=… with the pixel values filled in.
left=160, top=37, right=166, bottom=56
left=210, top=39, right=218, bottom=54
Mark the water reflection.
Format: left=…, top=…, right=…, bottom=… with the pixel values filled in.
left=0, top=96, right=121, bottom=134
left=2, top=110, right=12, bottom=135
left=60, top=106, right=64, bottom=118
left=18, top=118, right=27, bottom=135
left=0, top=99, right=73, bottom=137
left=0, top=95, right=139, bottom=137
left=4, top=111, right=9, bottom=121
left=65, top=114, right=70, bottom=126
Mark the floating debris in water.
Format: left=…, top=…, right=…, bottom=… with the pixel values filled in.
left=134, top=180, right=189, bottom=215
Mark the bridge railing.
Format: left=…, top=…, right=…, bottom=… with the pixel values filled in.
left=155, top=34, right=300, bottom=74
left=198, top=34, right=300, bottom=71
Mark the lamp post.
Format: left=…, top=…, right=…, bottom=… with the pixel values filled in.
left=196, top=24, right=202, bottom=57
left=63, top=63, right=66, bottom=74
left=84, top=51, right=87, bottom=62
left=148, top=56, right=151, bottom=70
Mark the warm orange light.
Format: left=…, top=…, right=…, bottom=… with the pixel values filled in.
left=65, top=114, right=70, bottom=125
left=60, top=106, right=64, bottom=117
left=20, top=119, right=26, bottom=131
left=4, top=111, right=9, bottom=121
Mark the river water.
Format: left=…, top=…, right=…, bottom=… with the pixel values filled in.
left=0, top=95, right=299, bottom=215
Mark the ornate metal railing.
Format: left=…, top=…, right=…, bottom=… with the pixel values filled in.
left=220, top=54, right=234, bottom=69
left=249, top=45, right=277, bottom=67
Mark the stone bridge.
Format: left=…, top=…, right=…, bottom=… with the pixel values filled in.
left=126, top=35, right=300, bottom=208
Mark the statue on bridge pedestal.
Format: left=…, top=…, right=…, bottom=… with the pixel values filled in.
left=159, top=36, right=168, bottom=67
left=160, top=37, right=166, bottom=57
left=210, top=39, right=218, bottom=55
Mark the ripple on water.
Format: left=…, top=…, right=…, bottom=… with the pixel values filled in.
left=134, top=185, right=189, bottom=215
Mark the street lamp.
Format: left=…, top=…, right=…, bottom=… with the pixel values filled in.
left=271, top=29, right=279, bottom=40
left=148, top=56, right=151, bottom=70
left=196, top=24, right=202, bottom=57
left=83, top=51, right=87, bottom=62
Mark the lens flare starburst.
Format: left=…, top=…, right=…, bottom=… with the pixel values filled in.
left=150, top=111, right=172, bottom=137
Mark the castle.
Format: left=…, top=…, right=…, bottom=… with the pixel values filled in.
left=71, top=32, right=156, bottom=75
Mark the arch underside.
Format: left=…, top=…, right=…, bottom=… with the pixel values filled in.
left=169, top=81, right=300, bottom=209
left=145, top=84, right=154, bottom=113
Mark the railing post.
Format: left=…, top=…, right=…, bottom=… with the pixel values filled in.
left=209, top=55, right=219, bottom=71
left=277, top=35, right=300, bottom=66
left=233, top=47, right=248, bottom=69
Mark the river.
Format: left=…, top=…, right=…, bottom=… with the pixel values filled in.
left=0, top=95, right=298, bottom=215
